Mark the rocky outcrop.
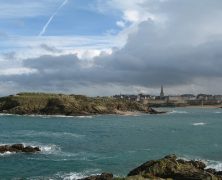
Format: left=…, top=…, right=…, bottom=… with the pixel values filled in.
left=80, top=155, right=222, bottom=180
left=0, top=144, right=41, bottom=153
left=127, top=154, right=221, bottom=180
left=0, top=93, right=167, bottom=116
left=147, top=107, right=166, bottom=114
left=80, top=173, right=113, bottom=180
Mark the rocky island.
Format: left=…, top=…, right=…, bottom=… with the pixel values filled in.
left=0, top=144, right=40, bottom=153
left=0, top=93, right=165, bottom=116
left=81, top=155, right=222, bottom=180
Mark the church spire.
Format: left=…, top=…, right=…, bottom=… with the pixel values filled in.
left=160, top=85, right=164, bottom=98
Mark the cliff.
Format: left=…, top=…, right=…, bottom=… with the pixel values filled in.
left=0, top=93, right=158, bottom=116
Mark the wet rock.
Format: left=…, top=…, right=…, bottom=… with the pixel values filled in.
left=128, top=154, right=221, bottom=180
left=80, top=173, right=113, bottom=180
left=0, top=144, right=40, bottom=154
left=148, top=107, right=166, bottom=114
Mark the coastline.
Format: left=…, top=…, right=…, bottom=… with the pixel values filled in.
left=0, top=110, right=146, bottom=118
left=184, top=105, right=222, bottom=108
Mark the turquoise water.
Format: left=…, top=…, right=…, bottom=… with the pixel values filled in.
left=0, top=108, right=222, bottom=179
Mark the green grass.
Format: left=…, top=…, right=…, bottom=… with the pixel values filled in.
left=0, top=92, right=148, bottom=115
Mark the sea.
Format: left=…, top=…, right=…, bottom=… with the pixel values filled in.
left=0, top=107, right=222, bottom=179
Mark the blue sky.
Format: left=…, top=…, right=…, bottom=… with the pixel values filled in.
left=1, top=0, right=222, bottom=96
left=0, top=0, right=122, bottom=37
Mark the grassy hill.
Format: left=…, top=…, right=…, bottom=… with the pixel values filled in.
left=0, top=93, right=150, bottom=116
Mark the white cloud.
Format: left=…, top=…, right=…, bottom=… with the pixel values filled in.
left=0, top=67, right=38, bottom=76
left=123, top=10, right=140, bottom=23
left=116, top=21, right=126, bottom=28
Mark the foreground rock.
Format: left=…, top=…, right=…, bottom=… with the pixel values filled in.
left=0, top=144, right=40, bottom=153
left=80, top=155, right=222, bottom=180
left=80, top=173, right=113, bottom=180
left=127, top=154, right=222, bottom=180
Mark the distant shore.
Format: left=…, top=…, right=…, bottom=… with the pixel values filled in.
left=0, top=93, right=166, bottom=116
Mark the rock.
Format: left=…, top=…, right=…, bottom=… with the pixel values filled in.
left=148, top=107, right=166, bottom=114
left=128, top=154, right=221, bottom=180
left=11, top=144, right=24, bottom=150
left=79, top=173, right=113, bottom=180
left=206, top=169, right=222, bottom=176
left=0, top=144, right=40, bottom=154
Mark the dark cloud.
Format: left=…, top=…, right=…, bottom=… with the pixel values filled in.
left=2, top=52, right=16, bottom=60
left=40, top=44, right=62, bottom=53
left=2, top=0, right=222, bottom=95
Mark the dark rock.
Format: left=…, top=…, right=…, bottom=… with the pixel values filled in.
left=11, top=144, right=24, bottom=150
left=206, top=168, right=217, bottom=174
left=23, top=146, right=40, bottom=153
left=128, top=154, right=221, bottom=180
left=0, top=144, right=40, bottom=154
left=80, top=173, right=113, bottom=180
left=216, top=171, right=222, bottom=176
left=148, top=107, right=166, bottom=114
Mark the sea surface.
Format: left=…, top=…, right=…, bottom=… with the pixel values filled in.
left=0, top=108, right=222, bottom=179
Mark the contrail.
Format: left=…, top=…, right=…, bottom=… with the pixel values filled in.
left=38, top=0, right=69, bottom=36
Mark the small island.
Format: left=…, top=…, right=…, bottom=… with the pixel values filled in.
left=0, top=93, right=164, bottom=116
left=0, top=144, right=40, bottom=154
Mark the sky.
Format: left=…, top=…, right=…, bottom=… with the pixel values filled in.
left=1, top=0, right=222, bottom=96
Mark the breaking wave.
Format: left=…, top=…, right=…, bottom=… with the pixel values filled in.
left=214, top=111, right=222, bottom=114
left=168, top=110, right=188, bottom=114
left=192, top=122, right=206, bottom=126
left=178, top=155, right=222, bottom=171
left=0, top=130, right=85, bottom=139
left=0, top=151, right=16, bottom=156
left=0, top=113, right=94, bottom=119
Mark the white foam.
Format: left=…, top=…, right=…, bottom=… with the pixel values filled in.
left=76, top=116, right=93, bottom=118
left=18, top=142, right=61, bottom=155
left=0, top=113, right=14, bottom=116
left=15, top=130, right=85, bottom=139
left=206, top=160, right=222, bottom=171
left=168, top=110, right=188, bottom=114
left=62, top=172, right=86, bottom=180
left=192, top=122, right=206, bottom=126
left=56, top=169, right=101, bottom=180
left=178, top=155, right=222, bottom=171
left=214, top=111, right=222, bottom=114
left=0, top=113, right=94, bottom=119
left=0, top=151, right=15, bottom=156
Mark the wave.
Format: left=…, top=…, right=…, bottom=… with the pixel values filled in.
left=206, top=160, right=222, bottom=171
left=178, top=155, right=222, bottom=171
left=28, top=169, right=101, bottom=180
left=192, top=122, right=206, bottom=126
left=0, top=113, right=94, bottom=119
left=16, top=130, right=85, bottom=139
left=61, top=172, right=88, bottom=180
left=0, top=151, right=16, bottom=156
left=0, top=113, right=14, bottom=116
left=76, top=116, right=93, bottom=118
left=58, top=169, right=101, bottom=180
left=168, top=110, right=188, bottom=114
left=214, top=111, right=222, bottom=114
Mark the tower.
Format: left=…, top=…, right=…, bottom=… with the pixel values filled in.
left=160, top=85, right=164, bottom=99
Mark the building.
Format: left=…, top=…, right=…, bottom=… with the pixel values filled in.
left=160, top=85, right=164, bottom=99
left=180, top=94, right=196, bottom=101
